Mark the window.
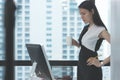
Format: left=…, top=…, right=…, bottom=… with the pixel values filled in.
left=0, top=0, right=110, bottom=80
left=25, top=0, right=30, bottom=3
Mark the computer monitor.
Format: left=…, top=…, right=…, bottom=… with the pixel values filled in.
left=26, top=44, right=55, bottom=80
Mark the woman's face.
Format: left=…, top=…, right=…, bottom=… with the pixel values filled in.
left=79, top=8, right=93, bottom=24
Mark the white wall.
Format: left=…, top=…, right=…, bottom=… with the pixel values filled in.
left=111, top=0, right=120, bottom=80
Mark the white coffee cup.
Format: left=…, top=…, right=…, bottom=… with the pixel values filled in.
left=66, top=36, right=72, bottom=46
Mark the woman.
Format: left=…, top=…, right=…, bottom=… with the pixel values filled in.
left=72, top=1, right=110, bottom=80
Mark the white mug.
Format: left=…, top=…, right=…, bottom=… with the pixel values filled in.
left=66, top=36, right=72, bottom=46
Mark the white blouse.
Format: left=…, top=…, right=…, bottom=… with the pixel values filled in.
left=81, top=25, right=105, bottom=52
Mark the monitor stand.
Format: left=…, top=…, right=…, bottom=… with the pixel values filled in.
left=30, top=61, right=43, bottom=80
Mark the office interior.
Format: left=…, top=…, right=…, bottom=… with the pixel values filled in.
left=0, top=0, right=120, bottom=80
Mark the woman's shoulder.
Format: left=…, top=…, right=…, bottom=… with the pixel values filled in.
left=95, top=25, right=106, bottom=31
left=95, top=25, right=105, bottom=28
left=93, top=25, right=106, bottom=35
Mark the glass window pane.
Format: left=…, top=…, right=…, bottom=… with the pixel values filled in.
left=0, top=0, right=5, bottom=60
left=15, top=66, right=77, bottom=80
left=52, top=66, right=77, bottom=80
left=14, top=0, right=86, bottom=61
left=15, top=66, right=32, bottom=80
left=0, top=67, right=5, bottom=80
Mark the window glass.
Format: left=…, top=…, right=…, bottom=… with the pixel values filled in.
left=0, top=0, right=5, bottom=60
left=0, top=1, right=5, bottom=79
left=15, top=66, right=77, bottom=80
left=14, top=0, right=85, bottom=61
left=14, top=0, right=111, bottom=80
left=0, top=67, right=5, bottom=80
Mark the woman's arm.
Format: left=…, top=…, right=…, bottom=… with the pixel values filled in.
left=99, top=30, right=110, bottom=43
left=87, top=56, right=110, bottom=67
left=87, top=30, right=111, bottom=67
left=72, top=39, right=80, bottom=48
left=99, top=30, right=111, bottom=66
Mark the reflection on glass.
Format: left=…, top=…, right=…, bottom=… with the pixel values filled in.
left=15, top=66, right=77, bottom=80
left=52, top=66, right=77, bottom=80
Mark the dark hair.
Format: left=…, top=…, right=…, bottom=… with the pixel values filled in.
left=78, top=1, right=107, bottom=30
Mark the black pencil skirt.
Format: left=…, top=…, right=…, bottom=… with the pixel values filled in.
left=77, top=45, right=102, bottom=80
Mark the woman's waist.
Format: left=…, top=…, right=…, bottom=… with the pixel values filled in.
left=79, top=45, right=98, bottom=61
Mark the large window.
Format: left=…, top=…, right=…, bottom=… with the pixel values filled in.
left=0, top=0, right=110, bottom=80
left=14, top=0, right=85, bottom=79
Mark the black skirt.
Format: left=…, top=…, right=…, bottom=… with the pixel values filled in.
left=77, top=45, right=102, bottom=80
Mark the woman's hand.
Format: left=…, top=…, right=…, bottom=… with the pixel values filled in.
left=87, top=57, right=102, bottom=67
left=72, top=39, right=80, bottom=48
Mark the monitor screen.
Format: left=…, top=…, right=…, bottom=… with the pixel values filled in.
left=26, top=44, right=54, bottom=80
